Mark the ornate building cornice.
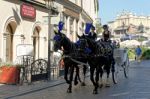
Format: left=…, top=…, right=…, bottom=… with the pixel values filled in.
left=55, top=0, right=82, bottom=14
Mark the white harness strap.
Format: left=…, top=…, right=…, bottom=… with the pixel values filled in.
left=61, top=55, right=89, bottom=66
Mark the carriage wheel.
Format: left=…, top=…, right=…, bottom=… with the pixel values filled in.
left=112, top=64, right=119, bottom=84
left=123, top=56, right=129, bottom=78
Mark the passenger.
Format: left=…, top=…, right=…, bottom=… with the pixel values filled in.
left=102, top=24, right=111, bottom=42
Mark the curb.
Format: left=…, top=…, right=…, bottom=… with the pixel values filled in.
left=3, top=80, right=66, bottom=99
left=3, top=73, right=90, bottom=99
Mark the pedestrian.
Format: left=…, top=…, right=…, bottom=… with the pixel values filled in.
left=135, top=45, right=142, bottom=62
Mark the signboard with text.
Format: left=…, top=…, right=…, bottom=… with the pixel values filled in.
left=20, top=3, right=36, bottom=19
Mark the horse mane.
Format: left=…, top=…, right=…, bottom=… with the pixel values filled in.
left=84, top=37, right=98, bottom=54
left=78, top=36, right=112, bottom=56
left=59, top=33, right=77, bottom=55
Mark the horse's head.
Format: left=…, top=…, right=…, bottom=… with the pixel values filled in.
left=53, top=30, right=65, bottom=52
left=76, top=34, right=92, bottom=54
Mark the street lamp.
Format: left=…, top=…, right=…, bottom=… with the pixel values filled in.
left=44, top=0, right=55, bottom=80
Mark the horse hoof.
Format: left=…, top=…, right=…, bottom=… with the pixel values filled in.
left=66, top=81, right=71, bottom=84
left=74, top=81, right=78, bottom=85
left=93, top=90, right=98, bottom=94
left=81, top=82, right=86, bottom=86
left=105, top=84, right=110, bottom=87
left=99, top=84, right=103, bottom=88
left=106, top=79, right=110, bottom=87
left=67, top=89, right=72, bottom=93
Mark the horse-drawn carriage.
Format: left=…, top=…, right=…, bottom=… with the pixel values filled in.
left=52, top=20, right=131, bottom=94
left=53, top=29, right=130, bottom=94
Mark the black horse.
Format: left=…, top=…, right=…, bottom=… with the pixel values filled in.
left=77, top=35, right=115, bottom=94
left=53, top=31, right=88, bottom=93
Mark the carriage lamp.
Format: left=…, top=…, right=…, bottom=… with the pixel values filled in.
left=44, top=0, right=55, bottom=80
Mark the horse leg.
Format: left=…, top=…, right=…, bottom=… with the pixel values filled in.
left=64, top=65, right=70, bottom=84
left=105, top=64, right=111, bottom=87
left=67, top=66, right=74, bottom=93
left=99, top=67, right=104, bottom=88
left=81, top=65, right=87, bottom=86
left=74, top=65, right=80, bottom=85
left=90, top=67, right=97, bottom=94
left=93, top=67, right=100, bottom=94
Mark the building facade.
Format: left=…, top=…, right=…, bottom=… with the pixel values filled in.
left=108, top=11, right=150, bottom=39
left=0, top=0, right=99, bottom=63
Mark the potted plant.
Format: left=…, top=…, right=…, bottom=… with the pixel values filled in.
left=0, top=63, right=22, bottom=84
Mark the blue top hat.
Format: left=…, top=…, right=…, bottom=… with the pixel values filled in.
left=85, top=23, right=92, bottom=34
left=58, top=21, right=64, bottom=32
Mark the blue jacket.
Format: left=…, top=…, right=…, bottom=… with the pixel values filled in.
left=135, top=47, right=142, bottom=56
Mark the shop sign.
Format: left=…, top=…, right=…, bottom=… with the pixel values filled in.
left=21, top=4, right=36, bottom=19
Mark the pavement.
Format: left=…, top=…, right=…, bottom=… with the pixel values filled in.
left=0, top=69, right=89, bottom=99
left=0, top=60, right=150, bottom=99
left=0, top=78, right=65, bottom=99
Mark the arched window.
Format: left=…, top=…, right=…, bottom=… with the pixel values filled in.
left=5, top=22, right=17, bottom=62
left=33, top=26, right=41, bottom=59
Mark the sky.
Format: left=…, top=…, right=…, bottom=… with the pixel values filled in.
left=99, top=0, right=150, bottom=24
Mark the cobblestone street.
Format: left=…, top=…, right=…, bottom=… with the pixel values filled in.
left=0, top=60, right=150, bottom=99
left=1, top=0, right=150, bottom=99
